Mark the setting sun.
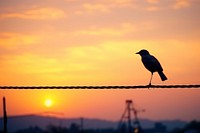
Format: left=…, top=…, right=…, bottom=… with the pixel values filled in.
left=44, top=99, right=53, bottom=107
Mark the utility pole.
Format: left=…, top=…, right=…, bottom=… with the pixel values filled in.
left=80, top=117, right=84, bottom=132
left=3, top=97, right=7, bottom=133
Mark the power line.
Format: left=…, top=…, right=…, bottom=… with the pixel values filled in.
left=0, top=84, right=200, bottom=89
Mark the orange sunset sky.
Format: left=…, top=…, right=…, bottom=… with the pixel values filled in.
left=0, top=0, right=200, bottom=121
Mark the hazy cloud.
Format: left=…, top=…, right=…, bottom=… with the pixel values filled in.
left=145, top=6, right=160, bottom=11
left=0, top=7, right=66, bottom=20
left=73, top=23, right=136, bottom=36
left=1, top=53, right=64, bottom=74
left=0, top=33, right=40, bottom=49
left=77, top=3, right=111, bottom=14
left=172, top=0, right=191, bottom=9
left=146, top=0, right=160, bottom=4
left=74, top=0, right=135, bottom=15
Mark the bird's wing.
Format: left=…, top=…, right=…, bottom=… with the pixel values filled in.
left=142, top=55, right=163, bottom=72
left=150, top=55, right=163, bottom=71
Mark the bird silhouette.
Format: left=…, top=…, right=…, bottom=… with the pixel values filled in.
left=136, top=49, right=167, bottom=86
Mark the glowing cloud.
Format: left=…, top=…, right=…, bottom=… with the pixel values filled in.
left=0, top=8, right=66, bottom=20
left=146, top=6, right=160, bottom=11
left=74, top=23, right=136, bottom=36
left=0, top=33, right=40, bottom=49
left=83, top=3, right=110, bottom=13
left=173, top=0, right=191, bottom=9
left=75, top=0, right=135, bottom=15
left=146, top=0, right=160, bottom=4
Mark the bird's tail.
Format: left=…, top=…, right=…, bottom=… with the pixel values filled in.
left=158, top=71, right=167, bottom=81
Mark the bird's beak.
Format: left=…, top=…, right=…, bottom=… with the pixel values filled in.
left=136, top=52, right=139, bottom=54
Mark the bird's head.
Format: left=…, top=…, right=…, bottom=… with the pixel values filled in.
left=136, top=49, right=150, bottom=56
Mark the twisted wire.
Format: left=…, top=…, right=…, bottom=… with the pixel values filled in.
left=0, top=84, right=200, bottom=89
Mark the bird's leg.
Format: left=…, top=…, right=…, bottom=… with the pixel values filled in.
left=148, top=73, right=153, bottom=89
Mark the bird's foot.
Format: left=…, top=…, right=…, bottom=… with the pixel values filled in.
left=148, top=83, right=152, bottom=89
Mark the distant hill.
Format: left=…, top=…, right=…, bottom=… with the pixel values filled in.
left=0, top=115, right=186, bottom=133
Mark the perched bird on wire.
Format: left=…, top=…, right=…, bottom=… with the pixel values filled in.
left=136, top=49, right=167, bottom=86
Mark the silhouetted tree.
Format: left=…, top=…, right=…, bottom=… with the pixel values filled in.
left=118, top=123, right=127, bottom=133
left=185, top=120, right=200, bottom=130
left=16, top=126, right=43, bottom=133
left=69, top=123, right=80, bottom=133
left=171, top=120, right=200, bottom=133
left=46, top=124, right=68, bottom=133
